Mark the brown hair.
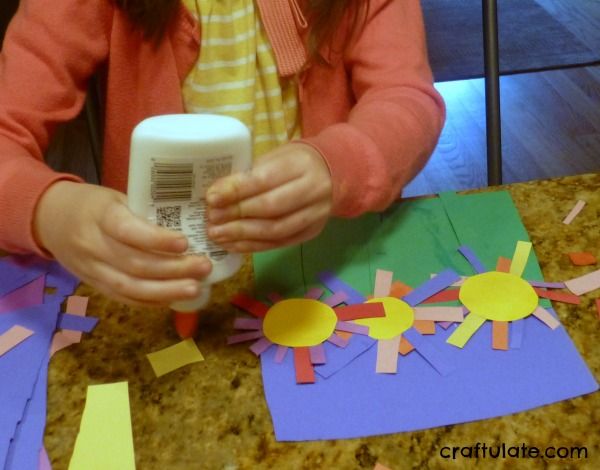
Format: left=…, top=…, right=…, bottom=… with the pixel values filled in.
left=112, top=0, right=367, bottom=60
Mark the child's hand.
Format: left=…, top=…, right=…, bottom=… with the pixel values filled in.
left=34, top=181, right=211, bottom=306
left=206, top=143, right=333, bottom=252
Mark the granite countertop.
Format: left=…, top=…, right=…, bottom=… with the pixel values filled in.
left=45, top=173, right=600, bottom=469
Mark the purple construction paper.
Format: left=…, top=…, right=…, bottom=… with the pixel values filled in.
left=402, top=328, right=455, bottom=376
left=0, top=276, right=45, bottom=315
left=4, top=355, right=49, bottom=470
left=233, top=318, right=263, bottom=330
left=529, top=280, right=566, bottom=289
left=335, top=321, right=369, bottom=335
left=510, top=319, right=524, bottom=349
left=323, top=291, right=348, bottom=307
left=309, top=345, right=326, bottom=365
left=57, top=313, right=99, bottom=333
left=0, top=303, right=60, bottom=464
left=458, top=245, right=488, bottom=274
left=402, top=269, right=462, bottom=307
left=262, top=315, right=598, bottom=441
left=314, top=335, right=376, bottom=379
left=0, top=257, right=48, bottom=298
left=318, top=272, right=366, bottom=305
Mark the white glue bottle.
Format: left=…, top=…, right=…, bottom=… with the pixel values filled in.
left=127, top=114, right=252, bottom=313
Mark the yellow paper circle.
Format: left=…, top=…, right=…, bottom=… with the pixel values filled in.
left=459, top=271, right=538, bottom=321
left=354, top=297, right=415, bottom=340
left=262, top=298, right=337, bottom=347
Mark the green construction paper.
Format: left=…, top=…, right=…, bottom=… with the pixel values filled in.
left=253, top=245, right=304, bottom=298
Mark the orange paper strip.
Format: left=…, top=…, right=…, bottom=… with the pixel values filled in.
left=294, top=347, right=315, bottom=384
left=421, top=289, right=460, bottom=304
left=413, top=320, right=436, bottom=335
left=533, top=288, right=580, bottom=305
left=398, top=337, right=414, bottom=355
left=230, top=293, right=269, bottom=318
left=389, top=280, right=413, bottom=298
left=496, top=256, right=512, bottom=273
left=334, top=303, right=385, bottom=321
left=335, top=330, right=353, bottom=342
left=568, top=252, right=597, bottom=266
left=492, top=321, right=509, bottom=350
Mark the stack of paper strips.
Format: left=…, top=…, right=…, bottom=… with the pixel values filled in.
left=0, top=256, right=92, bottom=469
left=251, top=191, right=599, bottom=441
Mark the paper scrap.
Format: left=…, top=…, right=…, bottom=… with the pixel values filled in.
left=565, top=268, right=600, bottom=295
left=0, top=325, right=34, bottom=357
left=492, top=321, right=509, bottom=350
left=568, top=252, right=597, bottom=266
left=562, top=200, right=586, bottom=224
left=68, top=382, right=135, bottom=470
left=509, top=241, right=532, bottom=277
left=146, top=339, right=204, bottom=378
left=375, top=336, right=401, bottom=373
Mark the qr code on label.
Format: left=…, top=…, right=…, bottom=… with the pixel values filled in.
left=156, top=206, right=182, bottom=228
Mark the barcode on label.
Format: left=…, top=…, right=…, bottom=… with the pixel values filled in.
left=156, top=206, right=182, bottom=228
left=151, top=162, right=193, bottom=202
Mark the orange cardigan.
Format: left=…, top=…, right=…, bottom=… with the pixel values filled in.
left=0, top=0, right=444, bottom=256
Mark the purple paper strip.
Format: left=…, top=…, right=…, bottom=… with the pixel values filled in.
left=510, top=320, right=524, bottom=349
left=323, top=291, right=348, bottom=307
left=57, top=314, right=98, bottom=333
left=335, top=321, right=369, bottom=335
left=528, top=280, right=566, bottom=289
left=314, top=335, right=376, bottom=379
left=402, top=328, right=455, bottom=376
left=402, top=269, right=462, bottom=307
left=227, top=330, right=264, bottom=345
left=233, top=317, right=263, bottom=330
left=304, top=287, right=324, bottom=300
left=274, top=346, right=288, bottom=363
left=0, top=275, right=45, bottom=315
left=309, top=344, right=326, bottom=365
left=39, top=447, right=51, bottom=470
left=458, top=245, right=487, bottom=274
left=438, top=307, right=468, bottom=330
left=326, top=333, right=348, bottom=348
left=318, top=272, right=366, bottom=305
left=249, top=337, right=273, bottom=356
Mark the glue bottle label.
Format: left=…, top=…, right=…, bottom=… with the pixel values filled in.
left=148, top=156, right=233, bottom=261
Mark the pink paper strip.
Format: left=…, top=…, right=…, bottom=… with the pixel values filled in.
left=531, top=306, right=561, bottom=330
left=274, top=345, right=288, bottom=363
left=50, top=331, right=76, bottom=357
left=376, top=336, right=401, bottom=373
left=249, top=337, right=273, bottom=356
left=565, top=269, right=600, bottom=296
left=373, top=269, right=393, bottom=297
left=335, top=320, right=369, bottom=335
left=414, top=306, right=465, bottom=322
left=309, top=344, right=326, bottom=364
left=39, top=447, right=52, bottom=470
left=324, top=291, right=348, bottom=307
left=233, top=317, right=263, bottom=330
left=304, top=287, right=324, bottom=300
left=438, top=307, right=468, bottom=329
left=327, top=333, right=349, bottom=348
left=0, top=275, right=45, bottom=314
left=226, top=330, right=264, bottom=345
left=0, top=325, right=34, bottom=356
left=65, top=295, right=89, bottom=315
left=562, top=200, right=586, bottom=224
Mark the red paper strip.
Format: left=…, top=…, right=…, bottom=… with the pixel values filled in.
left=533, top=288, right=581, bottom=305
left=421, top=289, right=460, bottom=304
left=492, top=321, right=509, bottom=350
left=230, top=293, right=270, bottom=318
left=294, top=347, right=315, bottom=384
left=496, top=256, right=512, bottom=273
left=334, top=303, right=385, bottom=321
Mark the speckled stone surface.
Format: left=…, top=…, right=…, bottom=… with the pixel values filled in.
left=45, top=174, right=600, bottom=469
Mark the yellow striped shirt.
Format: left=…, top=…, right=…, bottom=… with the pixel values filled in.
left=182, top=0, right=300, bottom=159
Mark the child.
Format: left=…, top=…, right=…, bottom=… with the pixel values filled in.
left=0, top=0, right=444, bottom=308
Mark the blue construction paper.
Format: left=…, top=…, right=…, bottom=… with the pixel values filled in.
left=314, top=335, right=376, bottom=379
left=44, top=262, right=79, bottom=302
left=57, top=313, right=99, bottom=333
left=402, top=327, right=455, bottom=376
left=0, top=303, right=60, bottom=464
left=4, top=355, right=49, bottom=470
left=0, top=257, right=49, bottom=298
left=257, top=192, right=598, bottom=441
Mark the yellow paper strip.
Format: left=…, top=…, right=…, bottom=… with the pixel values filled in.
left=146, top=338, right=205, bottom=378
left=375, top=335, right=401, bottom=373
left=446, top=313, right=486, bottom=348
left=509, top=241, right=532, bottom=277
left=68, top=382, right=135, bottom=470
